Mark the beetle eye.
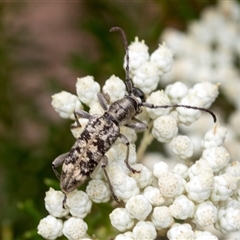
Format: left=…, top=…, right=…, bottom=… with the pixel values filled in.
left=132, top=87, right=146, bottom=102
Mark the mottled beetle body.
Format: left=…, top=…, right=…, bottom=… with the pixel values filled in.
left=52, top=27, right=217, bottom=203
left=60, top=113, right=120, bottom=193
left=60, top=96, right=142, bottom=194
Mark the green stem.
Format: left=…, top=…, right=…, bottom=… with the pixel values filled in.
left=137, top=121, right=154, bottom=161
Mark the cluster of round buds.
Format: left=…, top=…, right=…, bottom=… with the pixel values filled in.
left=124, top=37, right=174, bottom=94
left=40, top=119, right=238, bottom=240
left=43, top=16, right=240, bottom=239
left=161, top=0, right=240, bottom=168
left=51, top=91, right=83, bottom=120
left=167, top=223, right=219, bottom=240
left=37, top=188, right=91, bottom=239
left=161, top=0, right=240, bottom=88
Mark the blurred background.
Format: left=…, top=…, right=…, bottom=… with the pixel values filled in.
left=1, top=1, right=239, bottom=239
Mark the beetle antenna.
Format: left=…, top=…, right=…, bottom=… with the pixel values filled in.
left=170, top=104, right=217, bottom=123
left=143, top=102, right=217, bottom=123
left=110, top=26, right=133, bottom=94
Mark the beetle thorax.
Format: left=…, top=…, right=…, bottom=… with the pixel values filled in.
left=108, top=96, right=141, bottom=125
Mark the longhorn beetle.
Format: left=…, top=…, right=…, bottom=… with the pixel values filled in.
left=52, top=26, right=217, bottom=204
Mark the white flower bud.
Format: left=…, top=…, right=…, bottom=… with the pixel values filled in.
left=169, top=195, right=195, bottom=220
left=146, top=90, right=171, bottom=119
left=158, top=172, right=185, bottom=198
left=210, top=174, right=237, bottom=202
left=107, top=162, right=139, bottom=202
left=37, top=215, right=63, bottom=240
left=186, top=160, right=214, bottom=202
left=76, top=76, right=100, bottom=105
left=188, top=158, right=212, bottom=176
left=126, top=195, right=152, bottom=221
left=224, top=161, right=240, bottom=177
left=51, top=91, right=82, bottom=119
left=150, top=42, right=174, bottom=73
left=128, top=163, right=152, bottom=189
left=167, top=223, right=195, bottom=240
left=132, top=221, right=157, bottom=240
left=62, top=217, right=88, bottom=240
left=152, top=115, right=178, bottom=143
left=189, top=82, right=219, bottom=108
left=153, top=161, right=169, bottom=179
left=201, top=123, right=227, bottom=149
left=115, top=232, right=134, bottom=240
left=171, top=163, right=189, bottom=180
left=177, top=93, right=203, bottom=125
left=102, top=75, right=126, bottom=102
left=171, top=135, right=194, bottom=159
left=201, top=146, right=230, bottom=173
left=215, top=199, right=240, bottom=233
left=194, top=201, right=217, bottom=227
left=44, top=188, right=69, bottom=218
left=186, top=174, right=214, bottom=203
left=109, top=208, right=134, bottom=232
left=66, top=190, right=92, bottom=218
left=142, top=186, right=165, bottom=206
left=124, top=37, right=149, bottom=78
left=86, top=179, right=110, bottom=203
left=194, top=230, right=218, bottom=240
left=151, top=206, right=174, bottom=230
left=165, top=81, right=188, bottom=104
left=132, top=62, right=161, bottom=94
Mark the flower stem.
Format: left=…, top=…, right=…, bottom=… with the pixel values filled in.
left=137, top=121, right=154, bottom=161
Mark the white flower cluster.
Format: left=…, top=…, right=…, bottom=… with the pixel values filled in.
left=159, top=1, right=240, bottom=238
left=37, top=188, right=91, bottom=240
left=161, top=0, right=240, bottom=164
left=38, top=3, right=240, bottom=238
left=125, top=37, right=173, bottom=94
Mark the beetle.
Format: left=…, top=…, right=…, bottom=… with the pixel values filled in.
left=52, top=27, right=217, bottom=204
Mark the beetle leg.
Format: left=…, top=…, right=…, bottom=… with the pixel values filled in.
left=52, top=152, right=68, bottom=180
left=101, top=155, right=120, bottom=203
left=119, top=133, right=141, bottom=174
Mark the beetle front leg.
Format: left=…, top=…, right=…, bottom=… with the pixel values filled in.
left=97, top=92, right=110, bottom=111
left=71, top=110, right=92, bottom=129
